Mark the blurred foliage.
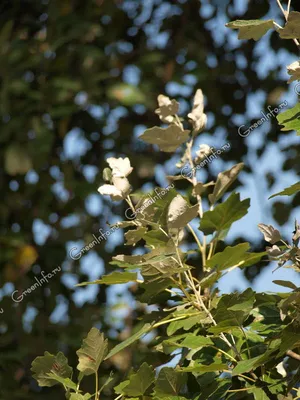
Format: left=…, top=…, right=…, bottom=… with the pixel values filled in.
left=0, top=0, right=299, bottom=399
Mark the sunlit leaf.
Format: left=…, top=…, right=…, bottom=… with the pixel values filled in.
left=139, top=125, right=190, bottom=152
left=269, top=181, right=300, bottom=199
left=277, top=104, right=300, bottom=136
left=76, top=328, right=108, bottom=375
left=199, top=192, right=250, bottom=235
left=226, top=19, right=274, bottom=40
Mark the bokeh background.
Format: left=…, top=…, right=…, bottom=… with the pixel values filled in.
left=0, top=0, right=300, bottom=398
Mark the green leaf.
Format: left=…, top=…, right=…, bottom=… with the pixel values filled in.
left=153, top=368, right=187, bottom=397
left=180, top=335, right=213, bottom=349
left=69, top=394, right=92, bottom=400
left=207, top=244, right=266, bottom=272
left=279, top=11, right=300, bottom=39
left=279, top=321, right=300, bottom=354
left=232, top=348, right=278, bottom=376
left=252, top=387, right=271, bottom=400
left=199, top=192, right=250, bottom=235
left=31, top=351, right=73, bottom=387
left=122, top=363, right=155, bottom=397
left=209, top=288, right=255, bottom=333
left=76, top=328, right=108, bottom=376
left=232, top=356, right=261, bottom=376
left=276, top=103, right=300, bottom=135
left=46, top=373, right=77, bottom=390
left=206, top=243, right=250, bottom=271
left=273, top=280, right=297, bottom=290
left=167, top=315, right=202, bottom=336
left=180, top=363, right=227, bottom=373
left=76, top=272, right=138, bottom=286
left=208, top=163, right=244, bottom=204
left=105, top=323, right=152, bottom=359
left=269, top=181, right=300, bottom=199
left=139, top=125, right=190, bottom=152
left=226, top=19, right=274, bottom=41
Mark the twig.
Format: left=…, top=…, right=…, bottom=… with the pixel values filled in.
left=276, top=0, right=300, bottom=50
left=286, top=349, right=300, bottom=361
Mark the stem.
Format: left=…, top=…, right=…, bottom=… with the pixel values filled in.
left=209, top=345, right=237, bottom=363
left=276, top=0, right=300, bottom=50
left=126, top=195, right=136, bottom=215
left=153, top=315, right=188, bottom=328
left=187, top=223, right=203, bottom=252
left=95, top=373, right=99, bottom=400
left=240, top=327, right=251, bottom=359
left=276, top=0, right=286, bottom=17
left=286, top=349, right=300, bottom=361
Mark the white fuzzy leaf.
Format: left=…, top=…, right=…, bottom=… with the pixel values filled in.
left=107, top=157, right=133, bottom=177
left=188, top=89, right=207, bottom=133
left=287, top=60, right=300, bottom=83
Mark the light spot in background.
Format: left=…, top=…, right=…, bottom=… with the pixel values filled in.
left=23, top=305, right=38, bottom=333
left=25, top=170, right=39, bottom=184
left=50, top=295, right=69, bottom=324
left=60, top=214, right=81, bottom=228
left=82, top=165, right=99, bottom=183
left=52, top=182, right=70, bottom=202
left=63, top=128, right=92, bottom=160
left=123, top=65, right=141, bottom=86
left=85, top=194, right=102, bottom=216
left=33, top=219, right=52, bottom=245
left=74, top=91, right=88, bottom=106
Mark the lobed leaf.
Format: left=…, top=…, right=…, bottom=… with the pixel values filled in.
left=199, top=192, right=250, bottom=235
left=139, top=125, right=190, bottom=152
left=31, top=351, right=73, bottom=387
left=76, top=328, right=108, bottom=376
left=226, top=19, right=274, bottom=41
left=276, top=103, right=300, bottom=136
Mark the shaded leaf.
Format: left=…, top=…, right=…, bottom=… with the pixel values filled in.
left=105, top=323, right=152, bottom=359
left=122, top=363, right=155, bottom=397
left=31, top=351, right=73, bottom=387
left=154, top=368, right=187, bottom=397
